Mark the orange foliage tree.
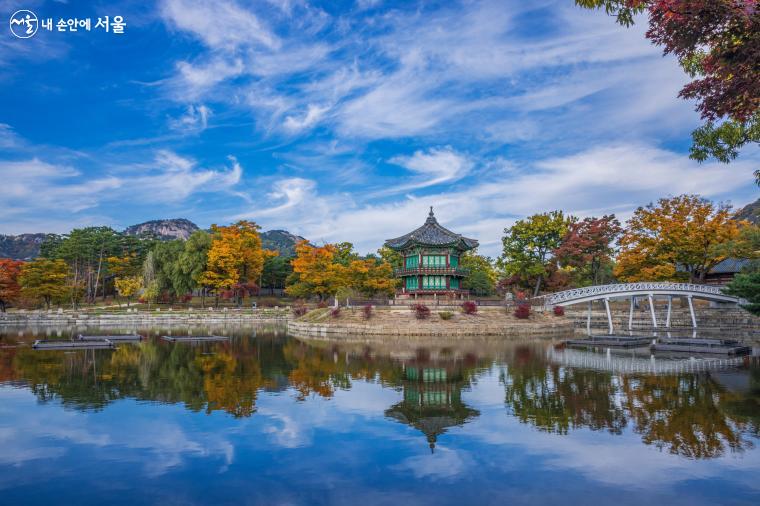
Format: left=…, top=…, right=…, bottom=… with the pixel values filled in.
left=615, top=195, right=744, bottom=283
left=0, top=258, right=24, bottom=312
left=199, top=221, right=266, bottom=306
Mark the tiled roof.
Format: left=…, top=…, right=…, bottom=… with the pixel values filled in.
left=384, top=207, right=479, bottom=251
left=709, top=258, right=752, bottom=274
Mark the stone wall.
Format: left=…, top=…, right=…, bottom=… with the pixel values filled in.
left=0, top=309, right=292, bottom=326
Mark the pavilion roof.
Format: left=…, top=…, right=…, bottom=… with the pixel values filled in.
left=384, top=207, right=479, bottom=251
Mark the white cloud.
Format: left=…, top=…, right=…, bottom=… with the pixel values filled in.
left=388, top=146, right=473, bottom=191
left=169, top=104, right=213, bottom=132
left=283, top=103, right=330, bottom=132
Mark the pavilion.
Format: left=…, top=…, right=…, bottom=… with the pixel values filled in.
left=384, top=207, right=478, bottom=299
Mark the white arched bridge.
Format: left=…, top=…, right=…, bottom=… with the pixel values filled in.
left=541, top=282, right=745, bottom=334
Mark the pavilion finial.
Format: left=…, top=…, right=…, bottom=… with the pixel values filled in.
left=429, top=206, right=434, bottom=217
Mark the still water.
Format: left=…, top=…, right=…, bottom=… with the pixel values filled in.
left=1, top=324, right=759, bottom=505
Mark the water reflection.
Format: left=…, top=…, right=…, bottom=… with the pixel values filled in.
left=0, top=326, right=759, bottom=461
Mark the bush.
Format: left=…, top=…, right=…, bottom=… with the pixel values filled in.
left=179, top=294, right=193, bottom=304
left=317, top=301, right=329, bottom=309
left=461, top=301, right=478, bottom=315
left=553, top=305, right=565, bottom=316
left=362, top=303, right=373, bottom=319
left=439, top=311, right=454, bottom=321
left=514, top=304, right=531, bottom=319
left=330, top=307, right=341, bottom=318
left=412, top=304, right=431, bottom=320
left=292, top=305, right=308, bottom=317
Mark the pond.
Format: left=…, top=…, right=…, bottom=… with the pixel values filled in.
left=1, top=324, right=759, bottom=505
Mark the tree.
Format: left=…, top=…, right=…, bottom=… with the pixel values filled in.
left=346, top=259, right=397, bottom=297
left=499, top=211, right=571, bottom=296
left=461, top=251, right=498, bottom=296
left=114, top=276, right=142, bottom=307
left=554, top=215, right=622, bottom=286
left=576, top=1, right=760, bottom=183
left=261, top=255, right=293, bottom=294
left=19, top=259, right=69, bottom=309
left=377, top=246, right=403, bottom=270
left=178, top=230, right=212, bottom=306
left=615, top=195, right=743, bottom=282
left=286, top=242, right=346, bottom=300
left=199, top=221, right=265, bottom=307
left=0, top=259, right=24, bottom=312
left=723, top=224, right=760, bottom=315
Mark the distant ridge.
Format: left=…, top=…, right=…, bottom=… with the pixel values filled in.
left=0, top=219, right=308, bottom=260
left=735, top=197, right=759, bottom=225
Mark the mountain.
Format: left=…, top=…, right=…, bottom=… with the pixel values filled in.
left=0, top=233, right=51, bottom=260
left=735, top=197, right=760, bottom=225
left=261, top=229, right=307, bottom=257
left=124, top=218, right=199, bottom=240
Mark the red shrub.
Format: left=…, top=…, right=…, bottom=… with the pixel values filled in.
left=412, top=304, right=431, bottom=320
left=180, top=294, right=193, bottom=303
left=514, top=304, right=531, bottom=319
left=330, top=307, right=341, bottom=318
left=292, top=305, right=308, bottom=317
left=362, top=304, right=373, bottom=319
left=461, top=301, right=478, bottom=315
left=553, top=305, right=565, bottom=316
left=317, top=301, right=329, bottom=308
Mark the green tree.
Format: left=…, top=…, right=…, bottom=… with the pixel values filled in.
left=178, top=230, right=212, bottom=305
left=19, top=259, right=70, bottom=309
left=499, top=211, right=571, bottom=296
left=461, top=251, right=497, bottom=296
left=261, top=255, right=293, bottom=295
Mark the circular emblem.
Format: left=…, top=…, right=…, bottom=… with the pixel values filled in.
left=9, top=10, right=38, bottom=39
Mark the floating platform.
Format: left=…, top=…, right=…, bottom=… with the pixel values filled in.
left=78, top=334, right=142, bottom=342
left=652, top=338, right=751, bottom=356
left=33, top=339, right=114, bottom=350
left=566, top=335, right=653, bottom=348
left=161, top=335, right=229, bottom=343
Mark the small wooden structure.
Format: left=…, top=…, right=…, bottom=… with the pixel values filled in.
left=78, top=334, right=142, bottom=342
left=652, top=338, right=751, bottom=355
left=565, top=335, right=653, bottom=348
left=161, top=335, right=229, bottom=343
left=33, top=339, right=114, bottom=350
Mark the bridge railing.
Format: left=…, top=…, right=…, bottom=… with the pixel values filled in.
left=544, top=282, right=729, bottom=305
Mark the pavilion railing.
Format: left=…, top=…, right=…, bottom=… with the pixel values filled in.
left=393, top=267, right=470, bottom=276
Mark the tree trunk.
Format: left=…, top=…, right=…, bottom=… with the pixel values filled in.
left=533, top=275, right=542, bottom=298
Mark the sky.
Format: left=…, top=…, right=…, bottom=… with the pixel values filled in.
left=0, top=0, right=758, bottom=257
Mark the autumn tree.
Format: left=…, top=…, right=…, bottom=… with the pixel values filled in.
left=286, top=242, right=346, bottom=300
left=199, top=221, right=266, bottom=307
left=576, top=1, right=760, bottom=183
left=615, top=195, right=743, bottom=282
left=554, top=215, right=622, bottom=286
left=0, top=259, right=24, bottom=312
left=345, top=258, right=397, bottom=297
left=114, top=276, right=142, bottom=307
left=499, top=211, right=572, bottom=296
left=19, top=259, right=70, bottom=309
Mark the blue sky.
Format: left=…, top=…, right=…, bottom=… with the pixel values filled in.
left=1, top=0, right=758, bottom=256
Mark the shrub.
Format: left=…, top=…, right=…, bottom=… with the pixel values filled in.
left=317, top=301, right=329, bottom=309
left=553, top=305, right=565, bottom=316
left=439, top=311, right=454, bottom=321
left=461, top=301, right=478, bottom=315
left=292, top=305, right=308, bottom=317
left=330, top=307, right=341, bottom=318
left=412, top=304, right=431, bottom=320
left=362, top=303, right=373, bottom=319
left=179, top=294, right=193, bottom=304
left=514, top=304, right=531, bottom=319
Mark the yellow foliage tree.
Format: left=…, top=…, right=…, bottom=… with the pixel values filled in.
left=199, top=221, right=266, bottom=306
left=114, top=276, right=142, bottom=307
left=19, top=259, right=70, bottom=309
left=346, top=259, right=397, bottom=297
left=615, top=195, right=744, bottom=283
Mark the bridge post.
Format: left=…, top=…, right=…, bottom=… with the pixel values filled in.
left=665, top=296, right=672, bottom=328
left=603, top=298, right=613, bottom=334
left=587, top=301, right=592, bottom=334
left=648, top=294, right=657, bottom=328
left=688, top=295, right=697, bottom=328
left=628, top=296, right=634, bottom=331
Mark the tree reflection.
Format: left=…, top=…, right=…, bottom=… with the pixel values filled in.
left=500, top=345, right=760, bottom=459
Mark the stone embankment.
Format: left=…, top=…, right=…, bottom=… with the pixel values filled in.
left=287, top=307, right=574, bottom=338
left=0, top=308, right=292, bottom=326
